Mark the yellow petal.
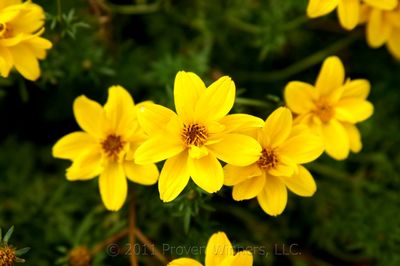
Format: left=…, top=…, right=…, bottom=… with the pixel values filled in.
left=219, top=114, right=264, bottom=133
left=363, top=0, right=397, bottom=10
left=0, top=46, right=13, bottom=77
left=195, top=76, right=235, bottom=121
left=24, top=36, right=52, bottom=59
left=167, top=258, right=203, bottom=266
left=263, top=107, right=292, bottom=147
left=205, top=232, right=234, bottom=266
left=281, top=166, right=316, bottom=197
left=220, top=251, right=253, bottom=266
left=158, top=151, right=190, bottom=202
left=338, top=0, right=360, bottom=30
left=278, top=133, right=324, bottom=164
left=104, top=85, right=136, bottom=135
left=134, top=134, right=184, bottom=164
left=188, top=154, right=223, bottom=193
left=174, top=71, right=206, bottom=123
left=315, top=56, right=345, bottom=97
left=343, top=123, right=362, bottom=153
left=73, top=95, right=105, bottom=138
left=321, top=119, right=350, bottom=160
left=257, top=175, right=287, bottom=216
left=208, top=133, right=261, bottom=166
left=268, top=160, right=297, bottom=177
left=9, top=43, right=40, bottom=80
left=124, top=161, right=159, bottom=185
left=52, top=131, right=97, bottom=160
left=387, top=28, right=400, bottom=60
left=232, top=174, right=265, bottom=201
left=340, top=79, right=370, bottom=99
left=335, top=99, right=374, bottom=123
left=366, top=9, right=390, bottom=48
left=66, top=149, right=102, bottom=181
left=99, top=163, right=127, bottom=211
left=284, top=81, right=316, bottom=114
left=224, top=163, right=262, bottom=186
left=137, top=103, right=179, bottom=135
left=0, top=1, right=22, bottom=10
left=307, top=0, right=339, bottom=18
left=9, top=3, right=45, bottom=34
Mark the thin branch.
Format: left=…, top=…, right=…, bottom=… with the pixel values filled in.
left=91, top=229, right=129, bottom=254
left=129, top=191, right=138, bottom=266
left=135, top=228, right=169, bottom=265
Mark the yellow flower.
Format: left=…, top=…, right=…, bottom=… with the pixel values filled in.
left=284, top=56, right=374, bottom=160
left=168, top=232, right=253, bottom=266
left=135, top=71, right=262, bottom=202
left=0, top=0, right=52, bottom=80
left=360, top=4, right=400, bottom=59
left=52, top=86, right=159, bottom=211
left=307, top=0, right=398, bottom=30
left=224, top=107, right=323, bottom=216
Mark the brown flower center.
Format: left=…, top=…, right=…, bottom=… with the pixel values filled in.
left=68, top=246, right=92, bottom=266
left=314, top=101, right=334, bottom=123
left=257, top=148, right=279, bottom=170
left=0, top=246, right=17, bottom=266
left=181, top=123, right=208, bottom=147
left=101, top=134, right=125, bottom=159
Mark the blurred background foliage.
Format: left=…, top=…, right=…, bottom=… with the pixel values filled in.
left=1, top=0, right=400, bottom=265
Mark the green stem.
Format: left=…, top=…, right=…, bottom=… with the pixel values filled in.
left=106, top=1, right=160, bottom=14
left=284, top=15, right=308, bottom=30
left=57, top=0, right=62, bottom=23
left=235, top=97, right=274, bottom=108
left=236, top=32, right=362, bottom=82
left=225, top=16, right=262, bottom=34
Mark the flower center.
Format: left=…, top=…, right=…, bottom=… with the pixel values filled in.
left=314, top=101, right=334, bottom=123
left=0, top=23, right=11, bottom=38
left=181, top=123, right=208, bottom=147
left=68, top=246, right=92, bottom=266
left=101, top=134, right=125, bottom=159
left=0, top=246, right=17, bottom=266
left=257, top=148, right=279, bottom=170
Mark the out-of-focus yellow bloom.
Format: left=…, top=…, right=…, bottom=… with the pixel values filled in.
left=53, top=86, right=159, bottom=211
left=135, top=71, right=262, bottom=202
left=168, top=232, right=253, bottom=266
left=0, top=0, right=52, bottom=80
left=284, top=56, right=374, bottom=160
left=307, top=0, right=398, bottom=30
left=224, top=107, right=323, bottom=216
left=360, top=4, right=400, bottom=59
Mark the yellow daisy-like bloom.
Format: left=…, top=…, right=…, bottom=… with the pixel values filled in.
left=284, top=56, right=374, bottom=160
left=224, top=107, right=324, bottom=216
left=168, top=232, right=253, bottom=266
left=360, top=4, right=400, bottom=59
left=0, top=0, right=52, bottom=80
left=307, top=0, right=398, bottom=30
left=135, top=71, right=262, bottom=202
left=52, top=86, right=159, bottom=211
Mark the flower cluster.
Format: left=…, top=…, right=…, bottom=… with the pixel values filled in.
left=0, top=0, right=52, bottom=80
left=307, top=0, right=400, bottom=59
left=53, top=62, right=373, bottom=216
left=168, top=232, right=253, bottom=266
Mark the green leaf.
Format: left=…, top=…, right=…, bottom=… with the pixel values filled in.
left=3, top=226, right=14, bottom=244
left=15, top=247, right=31, bottom=256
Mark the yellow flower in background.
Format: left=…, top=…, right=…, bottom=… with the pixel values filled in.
left=307, top=0, right=398, bottom=30
left=0, top=0, right=52, bottom=80
left=168, top=232, right=253, bottom=266
left=135, top=71, right=262, bottom=202
left=224, top=107, right=324, bottom=216
left=53, top=86, right=159, bottom=211
left=360, top=4, right=400, bottom=59
left=284, top=56, right=374, bottom=160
